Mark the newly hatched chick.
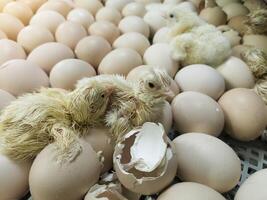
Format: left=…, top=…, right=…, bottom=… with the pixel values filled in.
left=245, top=9, right=267, bottom=35
left=0, top=81, right=113, bottom=162
left=167, top=7, right=231, bottom=67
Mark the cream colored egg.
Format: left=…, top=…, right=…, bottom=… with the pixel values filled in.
left=222, top=3, right=249, bottom=20
left=171, top=91, right=224, bottom=137
left=135, top=0, right=161, bottom=4
left=18, top=0, right=47, bottom=13
left=153, top=27, right=172, bottom=44
left=215, top=0, right=239, bottom=7
left=74, top=0, right=103, bottom=16
left=0, top=59, right=49, bottom=96
left=50, top=59, right=96, bottom=90
left=199, top=7, right=227, bottom=26
left=49, top=0, right=76, bottom=8
left=29, top=139, right=101, bottom=200
left=0, top=89, right=15, bottom=110
left=67, top=8, right=94, bottom=30
left=98, top=48, right=142, bottom=76
left=219, top=88, right=267, bottom=141
left=144, top=11, right=167, bottom=36
left=158, top=182, right=226, bottom=200
left=217, top=56, right=255, bottom=90
left=0, top=154, right=31, bottom=200
left=27, top=42, right=74, bottom=73
left=231, top=45, right=252, bottom=59
left=235, top=169, right=267, bottom=200
left=118, top=16, right=150, bottom=38
left=222, top=29, right=241, bottom=47
left=3, top=1, right=33, bottom=25
left=113, top=32, right=150, bottom=56
left=17, top=25, right=54, bottom=53
left=175, top=64, right=225, bottom=100
left=228, top=15, right=249, bottom=35
left=173, top=133, right=241, bottom=193
left=89, top=21, right=120, bottom=44
left=106, top=0, right=133, bottom=12
left=75, top=35, right=111, bottom=69
left=144, top=43, right=179, bottom=78
left=37, top=0, right=72, bottom=17
left=164, top=0, right=184, bottom=4
left=155, top=101, right=173, bottom=133
left=0, top=0, right=13, bottom=12
left=96, top=7, right=122, bottom=25
left=243, top=35, right=267, bottom=55
left=0, top=39, right=26, bottom=66
left=0, top=30, right=7, bottom=39
left=0, top=13, right=24, bottom=40
left=122, top=2, right=146, bottom=17
left=56, top=21, right=87, bottom=50
left=30, top=10, right=65, bottom=34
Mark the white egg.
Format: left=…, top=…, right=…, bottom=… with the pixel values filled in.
left=144, top=11, right=167, bottom=36
left=153, top=27, right=172, bottom=44
left=105, top=0, right=133, bottom=12
left=67, top=8, right=95, bottom=30
left=122, top=2, right=146, bottom=17
left=74, top=0, right=103, bottom=16
left=96, top=7, right=122, bottom=25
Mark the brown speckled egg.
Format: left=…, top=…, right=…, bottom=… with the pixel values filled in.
left=0, top=59, right=49, bottom=96
left=105, top=0, right=133, bottom=12
left=122, top=2, right=146, bottom=17
left=219, top=88, right=267, bottom=141
left=30, top=10, right=65, bottom=34
left=199, top=7, right=227, bottom=26
left=67, top=8, right=94, bottom=30
left=74, top=0, right=103, bottom=16
left=50, top=59, right=96, bottom=90
left=0, top=89, right=15, bottom=110
left=0, top=39, right=26, bottom=66
left=75, top=35, right=111, bottom=70
left=96, top=7, right=122, bottom=25
left=0, top=13, right=24, bottom=40
left=37, top=0, right=72, bottom=17
left=18, top=0, right=47, bottom=13
left=17, top=25, right=54, bottom=53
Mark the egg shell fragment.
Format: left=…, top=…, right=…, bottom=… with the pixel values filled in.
left=67, top=8, right=95, bottom=30
left=0, top=89, right=15, bottom=110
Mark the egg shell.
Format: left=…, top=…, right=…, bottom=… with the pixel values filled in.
left=222, top=3, right=249, bottom=20
left=175, top=64, right=225, bottom=100
left=118, top=16, right=150, bottom=38
left=243, top=35, right=267, bottom=55
left=17, top=25, right=55, bottom=53
left=74, top=0, right=103, bottom=16
left=199, top=7, right=227, bottom=26
left=144, top=43, right=179, bottom=78
left=122, top=2, right=146, bottom=17
left=98, top=48, right=142, bottom=76
left=153, top=27, right=172, bottom=44
left=67, top=8, right=94, bottom=30
left=89, top=21, right=120, bottom=44
left=29, top=139, right=101, bottom=200
left=50, top=59, right=96, bottom=90
left=0, top=39, right=26, bottom=66
left=113, top=32, right=150, bottom=56
left=75, top=35, right=111, bottom=69
left=173, top=133, right=241, bottom=192
left=0, top=13, right=24, bottom=41
left=172, top=91, right=224, bottom=137
left=235, top=169, right=267, bottom=200
left=37, top=0, right=72, bottom=17
left=218, top=88, right=267, bottom=141
left=158, top=182, right=226, bottom=200
left=27, top=42, right=74, bottom=74
left=217, top=56, right=255, bottom=90
left=30, top=10, right=65, bottom=34
left=228, top=15, right=249, bottom=35
left=18, top=0, right=47, bottom=12
left=0, top=154, right=31, bottom=200
left=144, top=11, right=167, bottom=36
left=55, top=21, right=87, bottom=50
left=0, top=30, right=7, bottom=39
left=0, top=89, right=15, bottom=110
left=105, top=0, right=133, bottom=12
left=96, top=7, right=122, bottom=25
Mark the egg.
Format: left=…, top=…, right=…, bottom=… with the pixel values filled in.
left=199, top=7, right=227, bottom=26
left=243, top=35, right=267, bottom=55
left=30, top=10, right=65, bottom=34
left=135, top=0, right=161, bottom=4
left=0, top=59, right=49, bottom=96
left=222, top=29, right=241, bottom=47
left=17, top=25, right=54, bottom=53
left=0, top=89, right=15, bottom=110
left=74, top=0, right=103, bottom=16
left=0, top=39, right=26, bottom=65
left=175, top=64, right=225, bottom=100
left=55, top=21, right=87, bottom=50
left=67, top=8, right=94, bottom=30
left=75, top=35, right=111, bottom=70
left=219, top=88, right=267, bottom=141
left=113, top=32, right=150, bottom=56
left=164, top=0, right=184, bottom=4
left=118, top=16, right=150, bottom=38
left=0, top=0, right=13, bottom=12
left=105, top=0, right=133, bottom=12
left=144, top=11, right=167, bottom=36
left=96, top=7, right=122, bottom=25
left=83, top=128, right=115, bottom=173
left=172, top=91, right=224, bottom=137
left=144, top=43, right=179, bottom=78
left=37, top=0, right=72, bottom=17
left=0, top=153, right=31, bottom=200
left=18, top=0, right=47, bottom=12
left=217, top=56, right=255, bottom=90
left=0, top=30, right=7, bottom=39
left=158, top=182, right=226, bottom=200
left=215, top=0, right=239, bottom=7
left=50, top=59, right=96, bottom=90
left=153, top=27, right=172, bottom=44
left=0, top=13, right=24, bottom=40
left=172, top=1, right=197, bottom=13
left=122, top=2, right=146, bottom=17
left=3, top=1, right=33, bottom=25
left=231, top=45, right=252, bottom=59
left=222, top=3, right=249, bottom=20
left=235, top=169, right=267, bottom=200
left=228, top=15, right=249, bottom=35
left=98, top=48, right=142, bottom=76
left=29, top=139, right=101, bottom=200
left=89, top=21, right=120, bottom=44
left=155, top=101, right=173, bottom=133
left=173, top=133, right=241, bottom=193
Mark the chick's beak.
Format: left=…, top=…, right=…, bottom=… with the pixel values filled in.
left=164, top=89, right=175, bottom=99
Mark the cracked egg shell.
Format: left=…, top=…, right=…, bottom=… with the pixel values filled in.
left=113, top=122, right=178, bottom=195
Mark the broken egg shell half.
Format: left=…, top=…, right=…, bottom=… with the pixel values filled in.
left=113, top=122, right=178, bottom=195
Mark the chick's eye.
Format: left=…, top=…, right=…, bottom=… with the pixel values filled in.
left=101, top=93, right=105, bottom=98
left=148, top=82, right=155, bottom=88
left=169, top=13, right=174, bottom=18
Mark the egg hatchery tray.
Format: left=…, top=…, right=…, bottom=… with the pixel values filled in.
left=22, top=133, right=267, bottom=200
